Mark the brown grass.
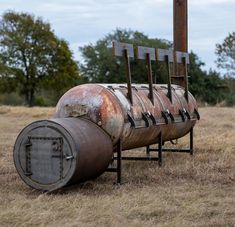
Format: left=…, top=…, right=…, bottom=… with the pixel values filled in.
left=0, top=106, right=234, bottom=227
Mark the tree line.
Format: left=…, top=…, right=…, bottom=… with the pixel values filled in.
left=0, top=11, right=234, bottom=106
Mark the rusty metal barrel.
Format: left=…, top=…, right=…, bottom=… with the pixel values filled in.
left=13, top=117, right=113, bottom=191
left=55, top=83, right=199, bottom=150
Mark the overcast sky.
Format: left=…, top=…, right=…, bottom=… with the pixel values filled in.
left=0, top=0, right=234, bottom=73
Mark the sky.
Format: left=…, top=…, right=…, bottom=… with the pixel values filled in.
left=0, top=0, right=234, bottom=73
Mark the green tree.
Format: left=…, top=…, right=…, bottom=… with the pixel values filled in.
left=216, top=32, right=235, bottom=77
left=188, top=52, right=206, bottom=98
left=80, top=28, right=171, bottom=84
left=223, top=76, right=235, bottom=106
left=42, top=39, right=84, bottom=102
left=0, top=11, right=80, bottom=106
left=202, top=70, right=227, bottom=105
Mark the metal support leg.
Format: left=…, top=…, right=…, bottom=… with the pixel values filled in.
left=117, top=140, right=122, bottom=184
left=106, top=140, right=123, bottom=184
left=158, top=132, right=162, bottom=166
left=190, top=127, right=193, bottom=156
left=146, top=145, right=150, bottom=157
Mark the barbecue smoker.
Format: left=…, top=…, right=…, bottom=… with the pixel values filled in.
left=13, top=0, right=200, bottom=191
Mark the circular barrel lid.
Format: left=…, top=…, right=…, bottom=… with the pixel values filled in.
left=13, top=120, right=77, bottom=191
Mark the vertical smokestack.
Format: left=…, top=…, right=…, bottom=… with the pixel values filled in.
left=173, top=0, right=188, bottom=87
left=173, top=0, right=188, bottom=52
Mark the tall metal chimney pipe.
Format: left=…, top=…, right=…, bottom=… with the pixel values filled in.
left=173, top=0, right=188, bottom=52
left=173, top=0, right=188, bottom=86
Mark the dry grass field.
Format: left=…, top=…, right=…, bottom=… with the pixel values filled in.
left=0, top=106, right=234, bottom=227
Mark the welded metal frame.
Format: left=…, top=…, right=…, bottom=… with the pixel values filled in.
left=106, top=128, right=193, bottom=184
left=106, top=140, right=122, bottom=184
left=106, top=132, right=163, bottom=184
left=146, top=127, right=194, bottom=155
